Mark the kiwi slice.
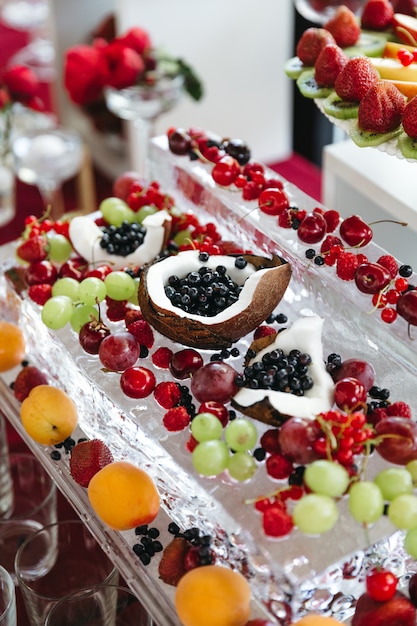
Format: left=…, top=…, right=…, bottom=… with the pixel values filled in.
left=398, top=132, right=417, bottom=160
left=344, top=30, right=391, bottom=58
left=323, top=92, right=359, bottom=120
left=284, top=56, right=310, bottom=80
left=296, top=70, right=333, bottom=99
left=349, top=121, right=402, bottom=147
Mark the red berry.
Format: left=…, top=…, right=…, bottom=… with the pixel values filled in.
left=28, top=283, right=52, bottom=305
left=398, top=48, right=414, bottom=66
left=253, top=325, right=277, bottom=340
left=120, top=366, right=156, bottom=399
left=163, top=406, right=191, bottom=432
left=262, top=504, right=293, bottom=537
left=377, top=254, right=398, bottom=279
left=260, top=429, right=281, bottom=454
left=152, top=346, right=173, bottom=368
left=126, top=319, right=154, bottom=348
left=366, top=568, right=398, bottom=602
left=211, top=156, right=240, bottom=186
left=381, top=307, right=397, bottom=323
left=386, top=401, right=412, bottom=418
left=154, top=381, right=181, bottom=409
left=69, top=439, right=114, bottom=488
left=265, top=453, right=293, bottom=479
left=17, top=235, right=48, bottom=263
left=322, top=209, right=340, bottom=232
left=336, top=252, right=360, bottom=281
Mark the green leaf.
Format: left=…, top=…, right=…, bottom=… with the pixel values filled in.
left=177, top=59, right=204, bottom=102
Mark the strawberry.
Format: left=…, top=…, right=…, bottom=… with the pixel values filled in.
left=127, top=318, right=154, bottom=348
left=324, top=5, right=361, bottom=48
left=16, top=235, right=48, bottom=263
left=158, top=536, right=189, bottom=586
left=296, top=27, right=336, bottom=66
left=69, top=439, right=114, bottom=488
left=352, top=591, right=416, bottom=626
left=314, top=43, right=348, bottom=87
left=358, top=81, right=405, bottom=132
left=28, top=283, right=53, bottom=306
left=391, top=0, right=417, bottom=14
left=13, top=365, right=49, bottom=402
left=402, top=94, right=417, bottom=138
left=361, top=0, right=395, bottom=30
left=334, top=57, right=379, bottom=101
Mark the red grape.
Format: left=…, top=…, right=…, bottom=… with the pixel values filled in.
left=191, top=361, right=238, bottom=403
left=331, top=358, right=375, bottom=391
left=278, top=417, right=321, bottom=464
left=375, top=417, right=417, bottom=465
left=98, top=332, right=140, bottom=372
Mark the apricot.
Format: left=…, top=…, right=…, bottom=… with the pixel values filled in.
left=88, top=461, right=160, bottom=531
left=291, top=615, right=344, bottom=625
left=20, top=384, right=78, bottom=445
left=0, top=320, right=26, bottom=372
left=175, top=564, right=251, bottom=626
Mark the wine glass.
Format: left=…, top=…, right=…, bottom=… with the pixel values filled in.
left=104, top=74, right=184, bottom=180
left=0, top=0, right=55, bottom=83
left=12, top=127, right=83, bottom=220
left=294, top=0, right=365, bottom=24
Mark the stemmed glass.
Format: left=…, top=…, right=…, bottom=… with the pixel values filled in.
left=104, top=74, right=184, bottom=180
left=0, top=0, right=55, bottom=83
left=293, top=0, right=365, bottom=24
left=12, top=127, right=83, bottom=221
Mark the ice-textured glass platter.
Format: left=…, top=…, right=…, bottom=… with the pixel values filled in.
left=1, top=136, right=417, bottom=625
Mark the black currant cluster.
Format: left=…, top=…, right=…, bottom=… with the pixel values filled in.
left=133, top=524, right=163, bottom=566
left=50, top=436, right=84, bottom=461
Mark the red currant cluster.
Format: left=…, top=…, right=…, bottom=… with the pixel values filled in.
left=313, top=410, right=374, bottom=468
left=397, top=47, right=417, bottom=66
left=126, top=180, right=175, bottom=212
left=253, top=486, right=303, bottom=538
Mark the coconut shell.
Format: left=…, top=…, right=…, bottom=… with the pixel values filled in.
left=138, top=253, right=292, bottom=350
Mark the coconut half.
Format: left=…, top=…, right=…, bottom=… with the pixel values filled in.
left=138, top=250, right=292, bottom=350
left=232, top=316, right=334, bottom=426
left=68, top=210, right=171, bottom=270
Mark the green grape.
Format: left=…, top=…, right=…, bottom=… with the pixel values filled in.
left=127, top=277, right=140, bottom=306
left=304, top=460, right=350, bottom=498
left=41, top=296, right=74, bottom=330
left=404, top=527, right=417, bottom=558
left=100, top=197, right=134, bottom=226
left=173, top=229, right=192, bottom=247
left=374, top=467, right=413, bottom=501
left=227, top=452, right=257, bottom=482
left=135, top=205, right=158, bottom=223
left=388, top=494, right=417, bottom=530
left=292, top=494, right=339, bottom=535
left=78, top=277, right=107, bottom=306
left=406, top=460, right=417, bottom=484
left=192, top=440, right=229, bottom=476
left=104, top=271, right=136, bottom=301
left=70, top=303, right=98, bottom=332
left=191, top=412, right=223, bottom=442
left=348, top=481, right=384, bottom=524
left=224, top=418, right=258, bottom=452
left=52, top=277, right=80, bottom=302
left=47, top=233, right=72, bottom=263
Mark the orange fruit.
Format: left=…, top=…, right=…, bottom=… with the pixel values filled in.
left=20, top=385, right=78, bottom=445
left=291, top=615, right=344, bottom=625
left=0, top=320, right=25, bottom=372
left=175, top=564, right=251, bottom=626
left=88, top=461, right=160, bottom=531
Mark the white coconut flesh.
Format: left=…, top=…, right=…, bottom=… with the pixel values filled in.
left=68, top=210, right=171, bottom=270
left=146, top=249, right=278, bottom=325
left=233, top=316, right=335, bottom=419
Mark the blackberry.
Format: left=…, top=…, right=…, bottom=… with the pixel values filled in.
left=99, top=221, right=146, bottom=257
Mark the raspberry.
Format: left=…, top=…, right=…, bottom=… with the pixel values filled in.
left=185, top=434, right=199, bottom=453
left=28, top=283, right=52, bottom=305
left=106, top=298, right=128, bottom=321
left=367, top=406, right=388, bottom=426
left=152, top=346, right=173, bottom=368
left=336, top=252, right=360, bottom=281
left=253, top=325, right=277, bottom=340
left=154, top=381, right=181, bottom=409
left=127, top=319, right=154, bottom=348
left=322, top=209, right=340, bottom=233
left=125, top=309, right=143, bottom=327
left=260, top=429, right=281, bottom=454
left=386, top=401, right=412, bottom=419
left=163, top=406, right=191, bottom=432
left=320, top=235, right=343, bottom=254
left=265, top=453, right=293, bottom=479
left=262, top=505, right=294, bottom=537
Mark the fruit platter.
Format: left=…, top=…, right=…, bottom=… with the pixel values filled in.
left=286, top=1, right=417, bottom=161
left=1, top=127, right=417, bottom=626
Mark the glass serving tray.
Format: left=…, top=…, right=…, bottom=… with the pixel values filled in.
left=1, top=136, right=417, bottom=625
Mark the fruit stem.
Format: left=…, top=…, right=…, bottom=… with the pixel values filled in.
left=369, top=219, right=408, bottom=228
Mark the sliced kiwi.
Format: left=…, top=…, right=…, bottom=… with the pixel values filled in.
left=349, top=121, right=402, bottom=147
left=284, top=56, right=310, bottom=80
left=398, top=132, right=417, bottom=160
left=344, top=30, right=391, bottom=58
left=323, top=92, right=359, bottom=120
left=296, top=70, right=333, bottom=99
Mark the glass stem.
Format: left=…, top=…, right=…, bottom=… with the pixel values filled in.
left=133, top=118, right=154, bottom=181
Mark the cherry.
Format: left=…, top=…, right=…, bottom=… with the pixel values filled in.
left=84, top=265, right=113, bottom=281
left=397, top=289, right=417, bottom=326
left=197, top=137, right=225, bottom=163
left=211, top=155, right=241, bottom=186
left=339, top=215, right=373, bottom=247
left=79, top=317, right=111, bottom=355
left=366, top=568, right=398, bottom=602
left=222, top=138, right=251, bottom=165
left=198, top=401, right=229, bottom=427
left=169, top=348, right=203, bottom=380
left=25, top=260, right=58, bottom=286
left=120, top=366, right=156, bottom=399
left=409, top=572, right=417, bottom=606
left=59, top=258, right=86, bottom=281
left=258, top=188, right=289, bottom=216
left=168, top=128, right=192, bottom=156
left=354, top=262, right=392, bottom=294
left=334, top=377, right=367, bottom=411
left=297, top=212, right=327, bottom=244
